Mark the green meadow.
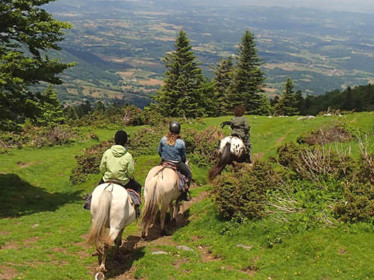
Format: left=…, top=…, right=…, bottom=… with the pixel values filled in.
left=1, top=112, right=374, bottom=279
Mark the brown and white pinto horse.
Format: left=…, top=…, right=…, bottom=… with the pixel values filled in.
left=208, top=136, right=247, bottom=180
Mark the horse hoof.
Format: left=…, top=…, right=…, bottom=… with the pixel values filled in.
left=161, top=229, right=168, bottom=236
left=95, top=272, right=105, bottom=280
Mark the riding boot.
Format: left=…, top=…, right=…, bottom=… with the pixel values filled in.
left=180, top=191, right=190, bottom=201
left=83, top=194, right=92, bottom=210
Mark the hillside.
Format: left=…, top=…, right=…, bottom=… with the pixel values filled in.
left=45, top=0, right=374, bottom=105
left=0, top=112, right=373, bottom=279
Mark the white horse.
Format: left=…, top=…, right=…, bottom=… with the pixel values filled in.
left=208, top=136, right=246, bottom=180
left=141, top=165, right=183, bottom=238
left=87, top=183, right=136, bottom=277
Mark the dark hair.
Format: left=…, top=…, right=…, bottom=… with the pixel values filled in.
left=114, top=130, right=128, bottom=146
left=234, top=105, right=245, bottom=117
left=169, top=121, right=181, bottom=134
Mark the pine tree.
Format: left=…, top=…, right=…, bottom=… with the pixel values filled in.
left=153, top=30, right=208, bottom=118
left=35, top=85, right=65, bottom=126
left=65, top=105, right=79, bottom=121
left=274, top=78, right=300, bottom=116
left=230, top=30, right=266, bottom=114
left=213, top=57, right=234, bottom=115
left=0, top=0, right=74, bottom=130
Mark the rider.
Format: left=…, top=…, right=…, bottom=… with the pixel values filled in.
left=84, top=130, right=142, bottom=217
left=220, top=105, right=252, bottom=163
left=158, top=121, right=192, bottom=201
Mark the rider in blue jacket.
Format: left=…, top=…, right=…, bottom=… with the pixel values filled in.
left=158, top=121, right=191, bottom=201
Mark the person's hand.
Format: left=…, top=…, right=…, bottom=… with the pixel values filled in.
left=220, top=121, right=231, bottom=128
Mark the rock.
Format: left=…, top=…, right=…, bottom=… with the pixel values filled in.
left=152, top=251, right=168, bottom=255
left=176, top=245, right=194, bottom=252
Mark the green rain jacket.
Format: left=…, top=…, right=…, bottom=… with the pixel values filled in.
left=230, top=116, right=250, bottom=139
left=100, top=145, right=134, bottom=186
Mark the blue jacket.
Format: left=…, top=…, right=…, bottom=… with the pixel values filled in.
left=158, top=136, right=187, bottom=163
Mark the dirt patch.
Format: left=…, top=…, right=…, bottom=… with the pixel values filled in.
left=0, top=264, right=18, bottom=280
left=198, top=245, right=222, bottom=262
left=276, top=136, right=286, bottom=144
left=137, top=79, right=163, bottom=87
left=16, top=161, right=36, bottom=168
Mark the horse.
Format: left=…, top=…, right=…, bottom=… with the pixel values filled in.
left=87, top=183, right=136, bottom=278
left=141, top=165, right=185, bottom=238
left=208, top=136, right=247, bottom=180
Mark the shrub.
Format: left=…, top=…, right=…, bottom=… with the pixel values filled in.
left=296, top=125, right=352, bottom=145
left=127, top=126, right=166, bottom=157
left=186, top=126, right=225, bottom=167
left=70, top=141, right=111, bottom=184
left=212, top=161, right=282, bottom=220
left=333, top=182, right=374, bottom=223
left=0, top=125, right=82, bottom=149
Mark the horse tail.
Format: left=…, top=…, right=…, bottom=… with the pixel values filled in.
left=87, top=189, right=112, bottom=249
left=208, top=142, right=231, bottom=181
left=141, top=175, right=160, bottom=232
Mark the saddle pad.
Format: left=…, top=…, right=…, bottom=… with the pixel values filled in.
left=127, top=189, right=141, bottom=206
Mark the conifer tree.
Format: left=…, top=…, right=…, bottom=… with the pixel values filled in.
left=0, top=0, right=74, bottom=130
left=35, top=85, right=65, bottom=126
left=230, top=30, right=266, bottom=114
left=65, top=105, right=79, bottom=121
left=274, top=78, right=300, bottom=116
left=213, top=57, right=234, bottom=115
left=153, top=30, right=208, bottom=118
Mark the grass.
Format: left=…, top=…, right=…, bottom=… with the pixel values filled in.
left=1, top=112, right=374, bottom=279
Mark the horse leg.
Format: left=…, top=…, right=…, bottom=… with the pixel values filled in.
left=98, top=243, right=109, bottom=273
left=160, top=202, right=168, bottom=236
left=114, top=228, right=124, bottom=260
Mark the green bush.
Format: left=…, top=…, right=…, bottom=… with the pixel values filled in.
left=212, top=161, right=282, bottom=220
left=186, top=126, right=225, bottom=167
left=333, top=182, right=374, bottom=223
left=0, top=125, right=82, bottom=149
left=70, top=141, right=111, bottom=184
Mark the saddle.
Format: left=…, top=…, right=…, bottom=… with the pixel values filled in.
left=160, top=161, right=189, bottom=192
left=106, top=180, right=141, bottom=206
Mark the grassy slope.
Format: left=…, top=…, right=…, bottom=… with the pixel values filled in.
left=0, top=113, right=373, bottom=279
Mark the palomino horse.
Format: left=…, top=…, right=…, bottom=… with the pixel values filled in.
left=141, top=165, right=185, bottom=238
left=208, top=136, right=246, bottom=180
left=87, top=183, right=136, bottom=278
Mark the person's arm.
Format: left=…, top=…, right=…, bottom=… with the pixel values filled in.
left=220, top=121, right=232, bottom=128
left=99, top=151, right=107, bottom=173
left=126, top=154, right=135, bottom=179
left=243, top=118, right=250, bottom=135
left=157, top=138, right=163, bottom=157
left=180, top=140, right=187, bottom=163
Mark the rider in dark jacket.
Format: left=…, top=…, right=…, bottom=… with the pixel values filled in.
left=158, top=121, right=191, bottom=201
left=220, top=105, right=252, bottom=163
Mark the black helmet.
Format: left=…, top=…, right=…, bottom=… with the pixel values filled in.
left=169, top=121, right=181, bottom=134
left=114, top=130, right=128, bottom=146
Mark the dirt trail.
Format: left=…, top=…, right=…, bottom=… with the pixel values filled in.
left=95, top=189, right=210, bottom=280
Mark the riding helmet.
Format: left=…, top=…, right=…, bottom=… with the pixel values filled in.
left=114, top=130, right=128, bottom=146
left=169, top=121, right=181, bottom=134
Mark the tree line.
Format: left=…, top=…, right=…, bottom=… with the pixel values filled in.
left=1, top=0, right=374, bottom=132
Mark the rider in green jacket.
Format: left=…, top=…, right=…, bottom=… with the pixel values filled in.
left=84, top=130, right=142, bottom=216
